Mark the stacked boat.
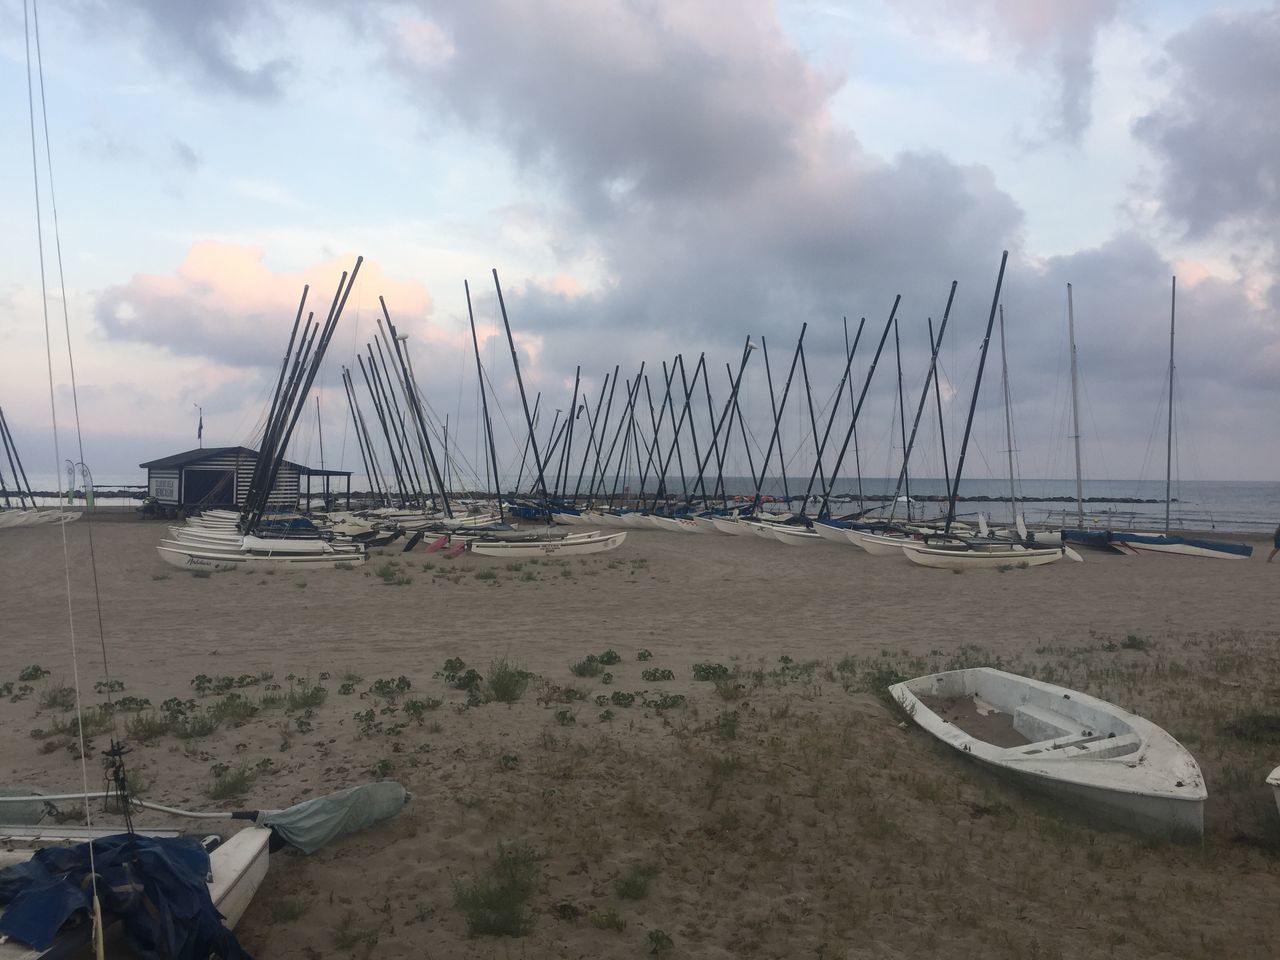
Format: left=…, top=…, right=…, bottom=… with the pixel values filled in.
left=158, top=509, right=366, bottom=571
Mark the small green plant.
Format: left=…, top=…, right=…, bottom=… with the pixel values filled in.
left=598, top=709, right=615, bottom=722
left=692, top=662, right=729, bottom=681
left=331, top=910, right=379, bottom=950
left=151, top=573, right=170, bottom=581
left=1121, top=634, right=1149, bottom=652
left=286, top=682, right=328, bottom=711
left=39, top=685, right=77, bottom=711
left=636, top=649, right=653, bottom=661
left=454, top=842, right=542, bottom=937
left=475, top=568, right=498, bottom=581
left=614, top=862, right=659, bottom=900
left=713, top=710, right=740, bottom=740
left=597, top=649, right=621, bottom=665
left=208, top=763, right=255, bottom=800
left=555, top=709, right=576, bottom=726
left=648, top=929, right=674, bottom=955
left=590, top=908, right=627, bottom=932
left=645, top=693, right=686, bottom=711
left=402, top=698, right=442, bottom=722
left=610, top=691, right=636, bottom=708
left=641, top=668, right=674, bottom=682
left=190, top=570, right=213, bottom=579
left=19, top=665, right=50, bottom=682
left=487, top=659, right=532, bottom=703
left=570, top=655, right=603, bottom=678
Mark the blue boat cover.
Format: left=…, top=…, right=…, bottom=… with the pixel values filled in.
left=0, top=833, right=252, bottom=958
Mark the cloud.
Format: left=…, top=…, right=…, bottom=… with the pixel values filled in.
left=172, top=139, right=200, bottom=172
left=1132, top=5, right=1280, bottom=244
left=94, top=243, right=437, bottom=368
left=390, top=1, right=841, bottom=216
left=895, top=0, right=1124, bottom=143
left=67, top=0, right=291, bottom=98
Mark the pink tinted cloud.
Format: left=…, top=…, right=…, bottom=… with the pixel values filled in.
left=95, top=242, right=444, bottom=367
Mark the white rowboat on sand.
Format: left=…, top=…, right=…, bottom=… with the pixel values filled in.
left=889, top=667, right=1206, bottom=837
left=467, top=531, right=626, bottom=557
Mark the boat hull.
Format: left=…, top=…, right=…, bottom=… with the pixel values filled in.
left=468, top=531, right=627, bottom=557
left=889, top=667, right=1205, bottom=838
left=901, top=543, right=1064, bottom=569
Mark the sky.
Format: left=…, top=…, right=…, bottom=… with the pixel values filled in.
left=0, top=0, right=1276, bottom=492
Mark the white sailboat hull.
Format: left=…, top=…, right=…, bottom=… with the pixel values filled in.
left=768, top=526, right=824, bottom=546
left=847, top=529, right=915, bottom=556
left=890, top=668, right=1205, bottom=837
left=468, top=531, right=627, bottom=557
left=901, top=542, right=1064, bottom=570
left=0, top=826, right=271, bottom=959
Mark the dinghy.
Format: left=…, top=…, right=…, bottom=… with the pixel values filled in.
left=889, top=667, right=1205, bottom=837
left=467, top=530, right=626, bottom=557
left=900, top=541, right=1068, bottom=570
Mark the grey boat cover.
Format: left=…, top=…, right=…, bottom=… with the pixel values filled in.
left=260, top=781, right=407, bottom=854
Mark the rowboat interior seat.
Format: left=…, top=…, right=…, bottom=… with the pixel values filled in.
left=1011, top=704, right=1141, bottom=759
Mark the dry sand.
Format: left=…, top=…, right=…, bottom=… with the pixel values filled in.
left=2, top=512, right=1279, bottom=959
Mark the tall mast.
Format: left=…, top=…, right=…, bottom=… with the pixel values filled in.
left=803, top=317, right=865, bottom=518
left=1165, top=276, right=1176, bottom=535
left=819, top=301, right=899, bottom=518
left=893, top=317, right=910, bottom=521
left=999, top=305, right=1017, bottom=525
left=928, top=317, right=951, bottom=503
left=492, top=270, right=551, bottom=516
left=752, top=328, right=805, bottom=511
left=945, top=250, right=1008, bottom=534
left=889, top=284, right=957, bottom=525
left=465, top=280, right=504, bottom=520
left=1067, top=284, right=1084, bottom=528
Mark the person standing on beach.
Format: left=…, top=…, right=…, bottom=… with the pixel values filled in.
left=1269, top=524, right=1280, bottom=563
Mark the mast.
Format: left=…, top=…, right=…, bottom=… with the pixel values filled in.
left=889, top=284, right=957, bottom=525
left=752, top=328, right=805, bottom=512
left=1067, top=284, right=1084, bottom=527
left=999, top=305, right=1017, bottom=525
left=845, top=318, right=866, bottom=513
left=893, top=317, right=910, bottom=521
left=802, top=317, right=865, bottom=518
left=819, top=301, right=899, bottom=518
left=944, top=250, right=1008, bottom=534
left=1165, top=275, right=1176, bottom=534
left=492, top=270, right=551, bottom=515
left=760, top=336, right=793, bottom=506
left=928, top=318, right=951, bottom=506
left=464, top=280, right=504, bottom=519
left=574, top=368, right=615, bottom=502
left=795, top=342, right=826, bottom=517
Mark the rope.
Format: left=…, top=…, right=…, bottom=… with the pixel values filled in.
left=25, top=2, right=108, bottom=952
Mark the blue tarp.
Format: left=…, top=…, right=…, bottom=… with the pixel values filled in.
left=0, top=833, right=252, bottom=958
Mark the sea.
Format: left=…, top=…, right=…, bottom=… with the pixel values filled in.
left=13, top=473, right=1278, bottom=535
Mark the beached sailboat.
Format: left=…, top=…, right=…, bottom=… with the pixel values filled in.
left=0, top=782, right=408, bottom=957
left=889, top=667, right=1206, bottom=837
left=1060, top=279, right=1251, bottom=560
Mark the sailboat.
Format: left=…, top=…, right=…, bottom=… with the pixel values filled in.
left=1060, top=279, right=1251, bottom=560
left=896, top=254, right=1075, bottom=570
left=4, top=10, right=404, bottom=952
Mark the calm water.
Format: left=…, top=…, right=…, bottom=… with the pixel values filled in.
left=13, top=474, right=1278, bottom=534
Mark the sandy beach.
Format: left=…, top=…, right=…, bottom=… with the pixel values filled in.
left=2, top=511, right=1279, bottom=958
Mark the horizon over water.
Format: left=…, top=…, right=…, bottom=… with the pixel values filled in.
left=14, top=473, right=1278, bottom=535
